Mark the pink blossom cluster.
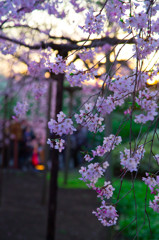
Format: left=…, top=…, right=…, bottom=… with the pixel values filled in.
left=80, top=7, right=106, bottom=34
left=78, top=48, right=95, bottom=61
left=0, top=0, right=43, bottom=22
left=44, top=1, right=65, bottom=18
left=124, top=108, right=132, bottom=116
left=32, top=83, right=47, bottom=100
left=28, top=60, right=45, bottom=77
left=0, top=0, right=85, bottom=23
left=109, top=75, right=134, bottom=93
left=118, top=1, right=158, bottom=33
left=142, top=173, right=159, bottom=194
left=66, top=63, right=96, bottom=87
left=135, top=89, right=158, bottom=124
left=97, top=74, right=141, bottom=116
left=95, top=181, right=115, bottom=200
left=124, top=12, right=149, bottom=33
left=80, top=152, right=117, bottom=226
left=84, top=154, right=93, bottom=162
left=92, top=134, right=122, bottom=158
left=47, top=138, right=65, bottom=153
left=105, top=0, right=129, bottom=22
left=47, top=55, right=66, bottom=75
left=96, top=96, right=116, bottom=115
left=151, top=18, right=159, bottom=34
left=0, top=43, right=17, bottom=55
left=79, top=163, right=106, bottom=185
left=135, top=37, right=158, bottom=60
left=97, top=73, right=151, bottom=117
left=92, top=201, right=118, bottom=226
left=120, top=145, right=145, bottom=172
left=118, top=2, right=159, bottom=60
left=45, top=0, right=85, bottom=18
left=48, top=111, right=76, bottom=137
left=108, top=75, right=136, bottom=102
left=13, top=101, right=29, bottom=119
left=47, top=111, right=75, bottom=152
left=0, top=1, right=14, bottom=22
left=154, top=154, right=159, bottom=165
left=75, top=103, right=104, bottom=133
left=79, top=161, right=109, bottom=186
left=150, top=194, right=159, bottom=213
left=70, top=0, right=85, bottom=13
left=143, top=173, right=159, bottom=213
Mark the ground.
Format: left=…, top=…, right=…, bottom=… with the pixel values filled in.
left=0, top=170, right=114, bottom=240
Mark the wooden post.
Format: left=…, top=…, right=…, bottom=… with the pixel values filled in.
left=63, top=90, right=73, bottom=185
left=41, top=78, right=54, bottom=205
left=2, top=94, right=8, bottom=168
left=105, top=51, right=112, bottom=179
left=104, top=52, right=113, bottom=240
left=46, top=73, right=64, bottom=240
left=13, top=138, right=18, bottom=168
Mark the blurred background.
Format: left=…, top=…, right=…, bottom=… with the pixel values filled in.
left=0, top=1, right=159, bottom=240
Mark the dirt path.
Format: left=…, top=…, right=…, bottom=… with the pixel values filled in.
left=0, top=170, right=109, bottom=240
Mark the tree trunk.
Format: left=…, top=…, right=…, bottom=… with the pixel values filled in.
left=2, top=94, right=9, bottom=168
left=104, top=52, right=113, bottom=240
left=46, top=73, right=64, bottom=240
left=41, top=79, right=53, bottom=205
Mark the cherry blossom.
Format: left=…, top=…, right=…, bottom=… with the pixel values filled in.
left=90, top=135, right=122, bottom=158
left=80, top=7, right=106, bottom=35
left=92, top=201, right=118, bottom=226
left=45, top=54, right=66, bottom=75
left=95, top=181, right=115, bottom=200
left=32, top=83, right=47, bottom=100
left=48, top=111, right=76, bottom=137
left=150, top=194, right=159, bottom=213
left=84, top=154, right=93, bottom=162
left=143, top=173, right=159, bottom=213
left=143, top=173, right=159, bottom=193
left=47, top=138, right=54, bottom=148
left=47, top=111, right=76, bottom=152
left=135, top=89, right=158, bottom=124
left=120, top=145, right=145, bottom=172
left=79, top=163, right=105, bottom=184
left=78, top=48, right=95, bottom=61
left=54, top=139, right=65, bottom=152
left=65, top=63, right=96, bottom=87
left=1, top=0, right=159, bottom=232
left=154, top=155, right=159, bottom=165
left=70, top=0, right=85, bottom=13
left=13, top=101, right=29, bottom=119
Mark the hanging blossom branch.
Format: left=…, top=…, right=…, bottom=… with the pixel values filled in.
left=45, top=0, right=159, bottom=231
left=0, top=0, right=159, bottom=237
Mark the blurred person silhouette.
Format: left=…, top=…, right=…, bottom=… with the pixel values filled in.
left=19, top=121, right=35, bottom=169
left=31, top=139, right=39, bottom=167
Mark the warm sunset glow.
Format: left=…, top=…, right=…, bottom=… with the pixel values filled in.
left=83, top=78, right=104, bottom=87
left=147, top=78, right=159, bottom=85
left=35, top=165, right=45, bottom=171
left=45, top=71, right=51, bottom=78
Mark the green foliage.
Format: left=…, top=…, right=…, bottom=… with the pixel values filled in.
left=51, top=171, right=158, bottom=239
left=47, top=171, right=158, bottom=239
left=0, top=95, right=17, bottom=119
left=112, top=112, right=150, bottom=143
left=112, top=130, right=159, bottom=173
left=113, top=179, right=159, bottom=240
